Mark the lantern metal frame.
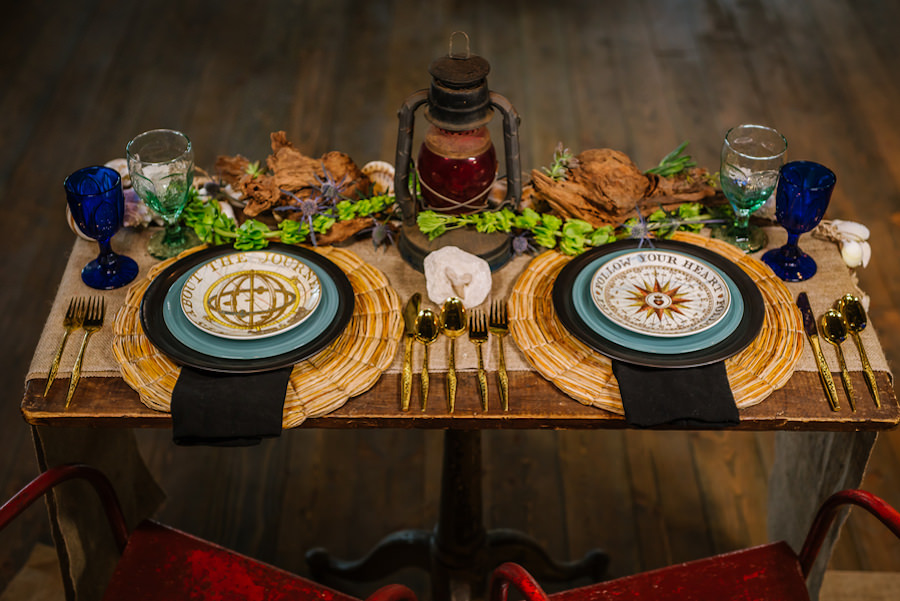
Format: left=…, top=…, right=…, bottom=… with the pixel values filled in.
left=393, top=56, right=522, bottom=272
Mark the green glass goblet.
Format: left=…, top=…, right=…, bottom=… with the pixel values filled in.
left=712, top=124, right=787, bottom=252
left=126, top=129, right=200, bottom=259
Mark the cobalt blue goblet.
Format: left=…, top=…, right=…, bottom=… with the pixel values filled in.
left=64, top=165, right=139, bottom=289
left=761, top=161, right=836, bottom=282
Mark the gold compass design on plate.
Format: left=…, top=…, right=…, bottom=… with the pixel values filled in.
left=181, top=251, right=322, bottom=340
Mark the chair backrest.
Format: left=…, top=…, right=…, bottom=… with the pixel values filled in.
left=0, top=463, right=129, bottom=553
left=3, top=464, right=421, bottom=601
left=798, top=488, right=900, bottom=577
left=488, top=488, right=900, bottom=601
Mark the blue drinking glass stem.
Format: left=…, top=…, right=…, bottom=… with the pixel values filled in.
left=96, top=238, right=117, bottom=265
left=785, top=231, right=801, bottom=249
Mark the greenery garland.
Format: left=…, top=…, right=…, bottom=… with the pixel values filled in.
left=417, top=203, right=712, bottom=256
left=182, top=185, right=713, bottom=256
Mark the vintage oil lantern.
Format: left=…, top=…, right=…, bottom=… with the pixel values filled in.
left=394, top=33, right=522, bottom=271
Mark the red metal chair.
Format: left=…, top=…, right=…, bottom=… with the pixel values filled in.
left=0, top=464, right=419, bottom=601
left=489, top=489, right=900, bottom=601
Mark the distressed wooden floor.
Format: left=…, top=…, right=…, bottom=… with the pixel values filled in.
left=1, top=0, right=898, bottom=597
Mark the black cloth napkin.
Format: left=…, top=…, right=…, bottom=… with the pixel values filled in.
left=611, top=360, right=739, bottom=428
left=171, top=366, right=292, bottom=446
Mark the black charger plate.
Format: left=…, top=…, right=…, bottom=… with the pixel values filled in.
left=552, top=239, right=765, bottom=368
left=140, top=243, right=354, bottom=373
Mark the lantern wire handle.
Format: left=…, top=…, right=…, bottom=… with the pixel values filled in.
left=448, top=31, right=471, bottom=59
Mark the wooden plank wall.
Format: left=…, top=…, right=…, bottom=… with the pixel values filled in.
left=1, top=0, right=899, bottom=596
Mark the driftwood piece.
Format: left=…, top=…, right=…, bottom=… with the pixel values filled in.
left=215, top=131, right=372, bottom=220
left=532, top=148, right=719, bottom=227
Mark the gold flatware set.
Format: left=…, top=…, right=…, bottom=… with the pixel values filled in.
left=402, top=295, right=510, bottom=413
left=798, top=292, right=880, bottom=411
left=45, top=296, right=106, bottom=408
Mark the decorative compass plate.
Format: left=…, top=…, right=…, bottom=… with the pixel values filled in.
left=589, top=250, right=731, bottom=337
left=180, top=251, right=321, bottom=340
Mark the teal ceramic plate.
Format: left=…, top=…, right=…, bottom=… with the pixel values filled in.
left=163, top=256, right=338, bottom=360
left=571, top=249, right=743, bottom=354
left=141, top=243, right=354, bottom=373
left=589, top=249, right=731, bottom=337
left=180, top=250, right=322, bottom=340
left=553, top=239, right=764, bottom=368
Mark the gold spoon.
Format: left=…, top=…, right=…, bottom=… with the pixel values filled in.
left=836, top=294, right=881, bottom=408
left=440, top=297, right=467, bottom=413
left=820, top=309, right=856, bottom=412
left=414, top=308, right=440, bottom=411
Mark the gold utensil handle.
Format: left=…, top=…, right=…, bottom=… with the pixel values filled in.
left=447, top=338, right=457, bottom=413
left=45, top=330, right=72, bottom=397
left=810, top=336, right=840, bottom=412
left=401, top=337, right=413, bottom=411
left=497, top=337, right=509, bottom=412
left=65, top=330, right=95, bottom=409
left=476, top=346, right=488, bottom=411
left=853, top=332, right=881, bottom=408
left=421, top=345, right=430, bottom=412
left=834, top=347, right=856, bottom=411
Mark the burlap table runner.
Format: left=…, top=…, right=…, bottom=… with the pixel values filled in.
left=27, top=226, right=891, bottom=389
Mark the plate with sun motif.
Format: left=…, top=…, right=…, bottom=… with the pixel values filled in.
left=571, top=249, right=743, bottom=355
left=180, top=251, right=322, bottom=340
left=589, top=250, right=731, bottom=337
left=552, top=239, right=764, bottom=368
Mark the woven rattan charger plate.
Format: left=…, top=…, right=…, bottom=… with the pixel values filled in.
left=113, top=245, right=402, bottom=428
left=509, top=231, right=804, bottom=415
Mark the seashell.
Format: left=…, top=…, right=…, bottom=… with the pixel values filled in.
left=831, top=219, right=870, bottom=242
left=218, top=200, right=236, bottom=222
left=860, top=240, right=872, bottom=268
left=66, top=205, right=94, bottom=241
left=104, top=158, right=131, bottom=188
left=840, top=240, right=863, bottom=268
left=840, top=239, right=871, bottom=268
left=361, top=160, right=395, bottom=195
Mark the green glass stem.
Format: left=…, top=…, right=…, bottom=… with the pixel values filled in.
left=162, top=220, right=186, bottom=246
left=732, top=209, right=751, bottom=237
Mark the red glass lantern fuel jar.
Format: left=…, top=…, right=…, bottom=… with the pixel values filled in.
left=417, top=125, right=497, bottom=214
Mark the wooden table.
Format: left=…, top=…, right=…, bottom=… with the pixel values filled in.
left=22, top=367, right=899, bottom=601
left=20, top=233, right=900, bottom=601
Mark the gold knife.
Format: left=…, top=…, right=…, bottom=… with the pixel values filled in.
left=400, top=293, right=421, bottom=411
left=797, top=292, right=840, bottom=412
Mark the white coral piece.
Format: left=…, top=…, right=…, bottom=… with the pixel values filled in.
left=423, top=246, right=492, bottom=308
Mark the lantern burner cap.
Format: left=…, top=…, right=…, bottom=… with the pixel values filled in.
left=424, top=33, right=494, bottom=131
left=428, top=54, right=491, bottom=88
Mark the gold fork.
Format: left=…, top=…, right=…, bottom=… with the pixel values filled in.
left=65, top=297, right=105, bottom=408
left=45, top=297, right=86, bottom=396
left=468, top=311, right=489, bottom=411
left=489, top=299, right=510, bottom=411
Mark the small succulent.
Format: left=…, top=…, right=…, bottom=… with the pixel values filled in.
left=541, top=142, right=581, bottom=182
left=245, top=160, right=266, bottom=178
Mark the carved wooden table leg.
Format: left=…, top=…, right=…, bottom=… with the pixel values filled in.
left=307, top=429, right=608, bottom=601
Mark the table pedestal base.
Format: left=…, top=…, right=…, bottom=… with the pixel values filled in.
left=307, top=429, right=608, bottom=601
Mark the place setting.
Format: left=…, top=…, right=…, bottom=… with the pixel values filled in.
left=113, top=240, right=403, bottom=444
left=509, top=230, right=804, bottom=425
left=105, top=129, right=405, bottom=444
